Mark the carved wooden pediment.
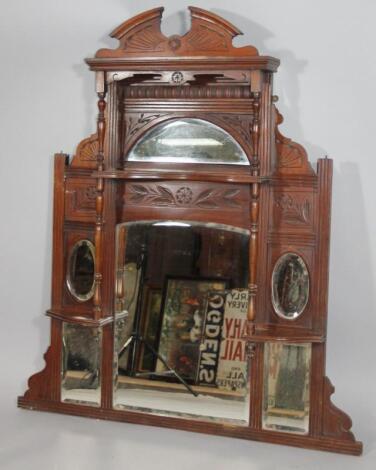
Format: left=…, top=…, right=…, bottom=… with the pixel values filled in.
left=95, top=6, right=259, bottom=59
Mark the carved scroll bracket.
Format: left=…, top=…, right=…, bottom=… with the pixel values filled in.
left=274, top=106, right=315, bottom=176
left=21, top=346, right=54, bottom=402
left=322, top=377, right=360, bottom=446
left=70, top=133, right=99, bottom=169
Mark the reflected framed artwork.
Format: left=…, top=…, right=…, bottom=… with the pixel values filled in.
left=156, top=277, right=228, bottom=382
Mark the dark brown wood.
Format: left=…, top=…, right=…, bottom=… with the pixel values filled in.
left=17, top=397, right=362, bottom=456
left=18, top=6, right=362, bottom=457
left=46, top=310, right=113, bottom=327
left=64, top=178, right=97, bottom=223
left=22, top=319, right=62, bottom=402
left=94, top=167, right=266, bottom=184
left=93, top=87, right=107, bottom=320
left=322, top=377, right=359, bottom=444
left=274, top=105, right=315, bottom=176
left=71, top=133, right=98, bottom=169
left=248, top=91, right=261, bottom=327
left=51, top=155, right=68, bottom=310
left=100, top=7, right=258, bottom=58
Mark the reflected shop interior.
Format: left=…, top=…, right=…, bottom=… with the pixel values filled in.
left=114, top=221, right=250, bottom=424
left=61, top=221, right=313, bottom=431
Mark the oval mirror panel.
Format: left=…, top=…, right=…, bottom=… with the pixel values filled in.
left=272, top=253, right=309, bottom=320
left=67, top=240, right=95, bottom=301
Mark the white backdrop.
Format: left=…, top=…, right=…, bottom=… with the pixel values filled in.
left=1, top=1, right=375, bottom=469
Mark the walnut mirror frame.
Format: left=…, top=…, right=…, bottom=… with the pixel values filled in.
left=18, top=6, right=362, bottom=456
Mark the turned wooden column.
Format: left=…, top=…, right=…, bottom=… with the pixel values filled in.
left=248, top=91, right=261, bottom=332
left=93, top=73, right=107, bottom=320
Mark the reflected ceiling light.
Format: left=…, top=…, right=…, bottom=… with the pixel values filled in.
left=157, top=138, right=223, bottom=146
left=152, top=221, right=191, bottom=227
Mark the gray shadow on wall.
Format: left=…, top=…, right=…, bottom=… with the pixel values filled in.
left=328, top=162, right=376, bottom=452
left=72, top=61, right=100, bottom=144
left=71, top=29, right=118, bottom=145
left=70, top=5, right=190, bottom=146
left=213, top=9, right=327, bottom=164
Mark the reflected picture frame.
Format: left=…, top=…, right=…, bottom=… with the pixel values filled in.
left=156, top=277, right=229, bottom=383
left=137, top=286, right=163, bottom=372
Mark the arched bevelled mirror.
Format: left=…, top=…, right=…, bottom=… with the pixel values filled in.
left=114, top=220, right=251, bottom=424
left=66, top=240, right=95, bottom=302
left=271, top=253, right=309, bottom=320
left=127, top=118, right=250, bottom=165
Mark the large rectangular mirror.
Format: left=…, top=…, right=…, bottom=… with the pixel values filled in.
left=113, top=220, right=250, bottom=424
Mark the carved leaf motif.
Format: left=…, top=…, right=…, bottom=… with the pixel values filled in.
left=125, top=113, right=162, bottom=142
left=218, top=115, right=252, bottom=149
left=126, top=185, right=241, bottom=209
left=131, top=184, right=149, bottom=194
left=195, top=189, right=217, bottom=208
left=195, top=188, right=241, bottom=208
left=128, top=184, right=175, bottom=205
left=223, top=188, right=241, bottom=207
left=155, top=185, right=175, bottom=204
left=275, top=194, right=311, bottom=225
left=223, top=188, right=240, bottom=198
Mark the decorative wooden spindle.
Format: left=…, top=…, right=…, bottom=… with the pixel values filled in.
left=93, top=89, right=107, bottom=319
left=115, top=226, right=127, bottom=314
left=248, top=91, right=261, bottom=333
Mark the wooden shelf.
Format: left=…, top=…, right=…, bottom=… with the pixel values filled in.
left=92, top=168, right=269, bottom=184
left=46, top=309, right=116, bottom=327
left=117, top=376, right=245, bottom=400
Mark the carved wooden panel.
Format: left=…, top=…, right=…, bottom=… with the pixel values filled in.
left=124, top=113, right=164, bottom=147
left=120, top=181, right=250, bottom=229
left=65, top=178, right=97, bottom=223
left=124, top=182, right=246, bottom=209
left=215, top=114, right=253, bottom=150
left=270, top=190, right=315, bottom=233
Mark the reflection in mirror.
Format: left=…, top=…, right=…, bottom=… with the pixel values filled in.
left=61, top=323, right=101, bottom=406
left=114, top=220, right=250, bottom=424
left=127, top=118, right=250, bottom=165
left=272, top=253, right=309, bottom=320
left=66, top=240, right=95, bottom=301
left=263, top=342, right=311, bottom=434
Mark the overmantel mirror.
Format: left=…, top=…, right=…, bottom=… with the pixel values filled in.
left=19, top=6, right=362, bottom=455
